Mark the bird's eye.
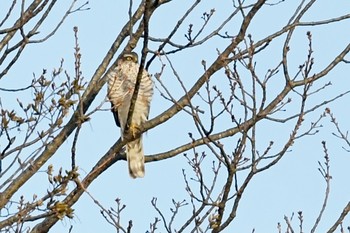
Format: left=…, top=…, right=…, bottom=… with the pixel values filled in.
left=126, top=57, right=132, bottom=61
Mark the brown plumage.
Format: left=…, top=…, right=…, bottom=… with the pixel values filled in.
left=107, top=52, right=153, bottom=178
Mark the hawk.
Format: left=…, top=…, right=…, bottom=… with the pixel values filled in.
left=107, top=52, right=153, bottom=178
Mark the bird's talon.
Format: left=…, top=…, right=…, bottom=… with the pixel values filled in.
left=129, top=123, right=140, bottom=138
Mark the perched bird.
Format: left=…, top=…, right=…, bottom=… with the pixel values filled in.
left=107, top=52, right=153, bottom=178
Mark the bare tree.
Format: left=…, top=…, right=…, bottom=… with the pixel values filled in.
left=1, top=0, right=350, bottom=232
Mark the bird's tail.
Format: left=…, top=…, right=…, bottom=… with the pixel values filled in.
left=126, top=136, right=145, bottom=178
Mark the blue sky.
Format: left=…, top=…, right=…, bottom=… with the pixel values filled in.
left=1, top=1, right=350, bottom=232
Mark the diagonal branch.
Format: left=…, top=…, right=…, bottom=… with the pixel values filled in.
left=124, top=0, right=152, bottom=136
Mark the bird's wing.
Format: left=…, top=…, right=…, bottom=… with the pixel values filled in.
left=110, top=102, right=121, bottom=127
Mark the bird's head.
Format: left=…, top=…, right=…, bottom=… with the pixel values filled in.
left=119, top=52, right=138, bottom=63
